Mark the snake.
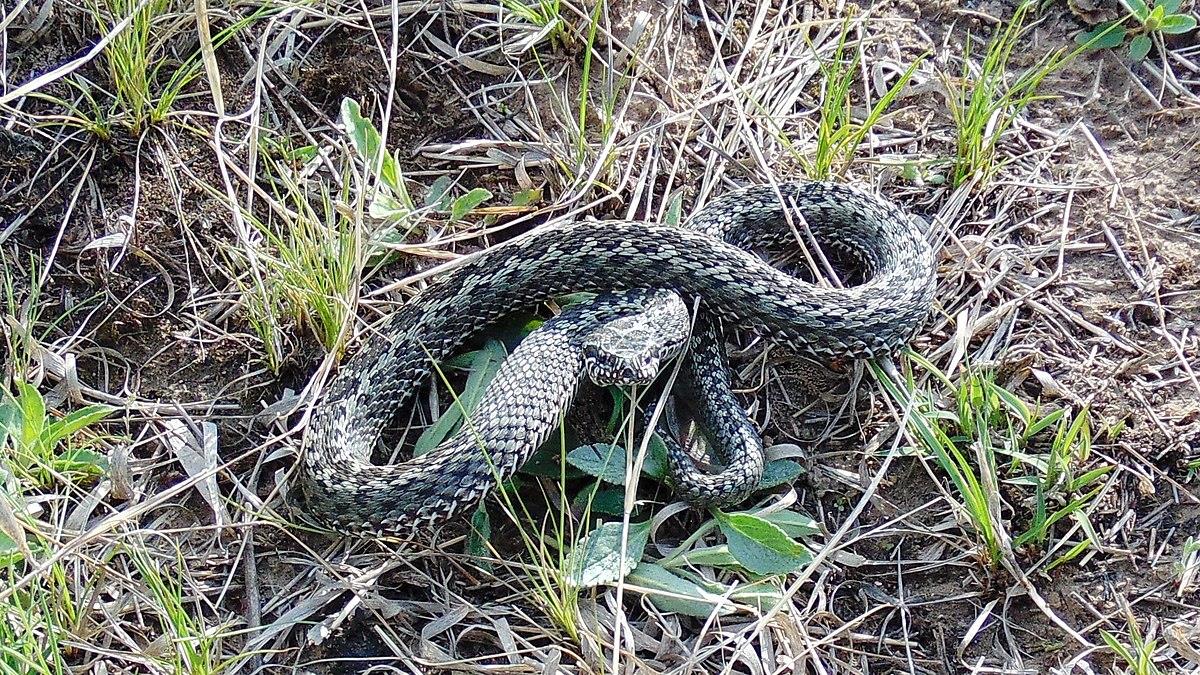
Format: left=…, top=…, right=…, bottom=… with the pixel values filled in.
left=295, top=181, right=937, bottom=536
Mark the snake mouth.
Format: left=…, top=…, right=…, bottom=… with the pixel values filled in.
left=584, top=356, right=665, bottom=388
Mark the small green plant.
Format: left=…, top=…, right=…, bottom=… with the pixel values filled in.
left=0, top=382, right=113, bottom=489
left=230, top=162, right=361, bottom=369
left=81, top=0, right=268, bottom=134
left=944, top=2, right=1081, bottom=187
left=86, top=0, right=175, bottom=134
left=341, top=98, right=492, bottom=237
left=230, top=102, right=499, bottom=371
left=1101, top=606, right=1162, bottom=675
left=1078, top=0, right=1197, bottom=62
left=499, top=0, right=568, bottom=49
left=126, top=542, right=251, bottom=674
left=803, top=20, right=924, bottom=180
left=880, top=356, right=1109, bottom=570
left=0, top=559, right=79, bottom=673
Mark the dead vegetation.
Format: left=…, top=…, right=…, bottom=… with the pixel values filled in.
left=2, top=0, right=1199, bottom=673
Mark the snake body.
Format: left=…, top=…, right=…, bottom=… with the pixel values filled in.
left=297, top=182, right=937, bottom=536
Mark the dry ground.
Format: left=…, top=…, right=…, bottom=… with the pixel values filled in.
left=2, top=0, right=1200, bottom=673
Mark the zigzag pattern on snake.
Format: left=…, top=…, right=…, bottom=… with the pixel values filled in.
left=295, top=181, right=937, bottom=536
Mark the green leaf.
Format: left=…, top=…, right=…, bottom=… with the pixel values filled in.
left=1126, top=0, right=1149, bottom=21
left=1078, top=22, right=1128, bottom=50
left=466, top=505, right=493, bottom=571
left=1025, top=408, right=1065, bottom=440
left=715, top=511, right=811, bottom=576
left=756, top=459, right=805, bottom=490
left=573, top=483, right=627, bottom=516
left=1146, top=4, right=1165, bottom=29
left=45, top=404, right=114, bottom=446
left=55, top=448, right=108, bottom=473
left=566, top=443, right=628, bottom=484
left=1160, top=14, right=1197, bottom=33
left=642, top=435, right=669, bottom=480
left=414, top=340, right=507, bottom=456
left=987, top=381, right=1030, bottom=425
left=671, top=544, right=740, bottom=569
left=449, top=188, right=493, bottom=221
left=510, top=188, right=542, bottom=207
left=425, top=175, right=454, bottom=209
left=15, top=382, right=45, bottom=447
left=663, top=192, right=684, bottom=226
left=568, top=519, right=651, bottom=587
left=566, top=438, right=667, bottom=485
left=368, top=191, right=414, bottom=224
left=1068, top=465, right=1114, bottom=492
left=0, top=397, right=19, bottom=451
left=1129, top=34, right=1153, bottom=60
left=341, top=99, right=385, bottom=183
left=341, top=98, right=411, bottom=213
left=1160, top=0, right=1182, bottom=13
left=0, top=530, right=22, bottom=565
left=519, top=444, right=583, bottom=479
left=729, top=581, right=786, bottom=613
left=624, top=563, right=734, bottom=617
left=761, top=509, right=822, bottom=538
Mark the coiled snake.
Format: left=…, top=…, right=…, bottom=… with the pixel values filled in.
left=296, top=182, right=937, bottom=536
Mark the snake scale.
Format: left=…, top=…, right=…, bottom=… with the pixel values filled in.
left=296, top=182, right=937, bottom=536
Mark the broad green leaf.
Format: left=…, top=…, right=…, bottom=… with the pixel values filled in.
left=1126, top=0, right=1149, bottom=21
left=573, top=483, right=626, bottom=516
left=425, top=175, right=453, bottom=209
left=642, top=435, right=668, bottom=479
left=510, top=188, right=542, bottom=207
left=1129, top=34, right=1152, bottom=60
left=519, top=444, right=584, bottom=479
left=15, top=382, right=45, bottom=447
left=761, top=509, right=822, bottom=538
left=368, top=191, right=414, bottom=224
left=716, top=511, right=811, bottom=576
left=1078, top=23, right=1127, bottom=50
left=1160, top=14, right=1197, bottom=33
left=46, top=404, right=114, bottom=446
left=568, top=519, right=651, bottom=587
left=566, top=438, right=666, bottom=485
left=1160, top=0, right=1181, bottom=13
left=624, top=562, right=733, bottom=617
left=566, top=443, right=628, bottom=484
left=449, top=188, right=493, bottom=221
left=343, top=96, right=403, bottom=194
left=756, top=459, right=805, bottom=490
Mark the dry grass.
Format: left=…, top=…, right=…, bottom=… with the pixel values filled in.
left=2, top=0, right=1200, bottom=673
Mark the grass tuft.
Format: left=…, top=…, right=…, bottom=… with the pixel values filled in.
left=804, top=19, right=924, bottom=180
left=944, top=2, right=1080, bottom=187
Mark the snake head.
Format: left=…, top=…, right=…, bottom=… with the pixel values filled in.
left=581, top=292, right=690, bottom=387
